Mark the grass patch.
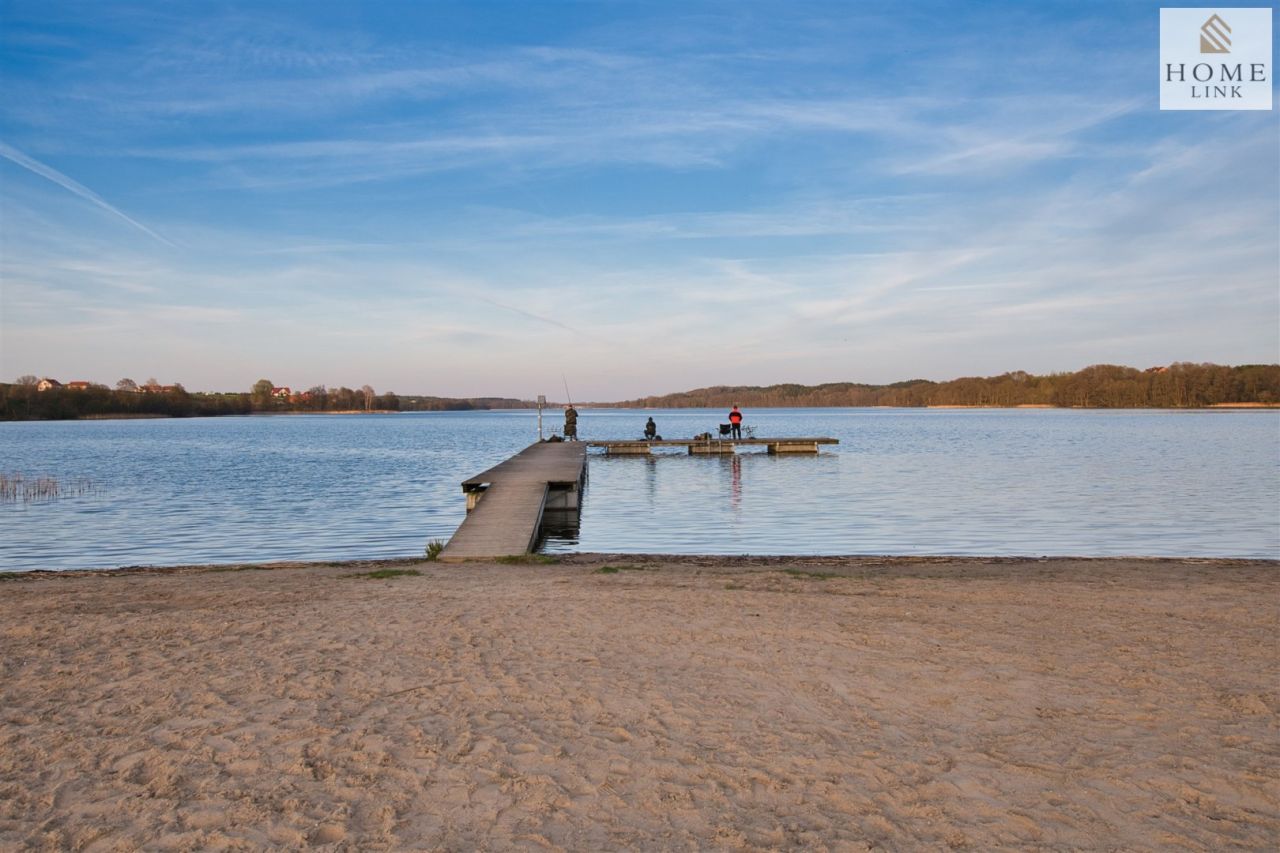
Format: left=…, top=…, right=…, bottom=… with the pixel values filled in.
left=424, top=539, right=445, bottom=561
left=350, top=569, right=422, bottom=580
left=595, top=564, right=648, bottom=574
left=782, top=568, right=841, bottom=580
left=724, top=582, right=745, bottom=590
left=495, top=554, right=558, bottom=565
left=205, top=564, right=261, bottom=573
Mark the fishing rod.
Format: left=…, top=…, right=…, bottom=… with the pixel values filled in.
left=562, top=374, right=573, bottom=408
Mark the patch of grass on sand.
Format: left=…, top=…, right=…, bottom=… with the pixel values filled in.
left=424, top=539, right=445, bottom=561
left=596, top=564, right=647, bottom=574
left=782, top=568, right=840, bottom=580
left=205, top=565, right=260, bottom=573
left=495, top=554, right=558, bottom=565
left=724, top=582, right=745, bottom=590
left=350, top=569, right=422, bottom=580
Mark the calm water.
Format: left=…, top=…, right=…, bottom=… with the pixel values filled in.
left=1, top=409, right=1277, bottom=570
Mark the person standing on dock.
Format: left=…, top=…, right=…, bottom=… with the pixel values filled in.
left=564, top=404, right=579, bottom=440
left=728, top=405, right=743, bottom=439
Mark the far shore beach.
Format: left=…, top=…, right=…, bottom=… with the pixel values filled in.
left=1, top=555, right=1276, bottom=850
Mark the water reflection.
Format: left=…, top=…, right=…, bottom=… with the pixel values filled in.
left=729, top=454, right=742, bottom=514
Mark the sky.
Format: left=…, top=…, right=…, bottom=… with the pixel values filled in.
left=1, top=0, right=1277, bottom=400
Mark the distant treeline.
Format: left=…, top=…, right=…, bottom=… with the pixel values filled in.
left=0, top=381, right=535, bottom=421
left=7, top=362, right=1277, bottom=420
left=1, top=384, right=252, bottom=420
left=608, top=363, right=1280, bottom=409
left=399, top=395, right=533, bottom=411
left=250, top=380, right=531, bottom=413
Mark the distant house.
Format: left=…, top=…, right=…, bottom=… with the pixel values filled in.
left=142, top=384, right=178, bottom=393
left=65, top=381, right=92, bottom=390
left=272, top=386, right=292, bottom=398
left=36, top=378, right=62, bottom=392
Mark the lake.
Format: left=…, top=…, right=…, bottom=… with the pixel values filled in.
left=1, top=408, right=1277, bottom=571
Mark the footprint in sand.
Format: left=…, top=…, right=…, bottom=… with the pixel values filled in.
left=309, top=824, right=345, bottom=844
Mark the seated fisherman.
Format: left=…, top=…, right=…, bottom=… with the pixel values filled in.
left=644, top=417, right=657, bottom=440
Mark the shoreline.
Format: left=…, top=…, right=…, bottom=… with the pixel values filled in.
left=2, top=552, right=1276, bottom=580
left=2, top=555, right=1276, bottom=848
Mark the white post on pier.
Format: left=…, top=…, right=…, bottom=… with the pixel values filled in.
left=537, top=394, right=545, bottom=440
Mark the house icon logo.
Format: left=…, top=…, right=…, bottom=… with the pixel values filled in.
left=1200, top=14, right=1231, bottom=53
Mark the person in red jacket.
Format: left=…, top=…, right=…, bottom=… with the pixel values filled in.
left=728, top=404, right=743, bottom=439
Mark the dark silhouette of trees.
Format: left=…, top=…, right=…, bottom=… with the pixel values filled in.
left=0, top=384, right=252, bottom=420
left=611, top=363, right=1280, bottom=409
left=0, top=378, right=506, bottom=420
left=5, top=362, right=1274, bottom=421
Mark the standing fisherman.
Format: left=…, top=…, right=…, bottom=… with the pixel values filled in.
left=728, top=404, right=744, bottom=439
left=564, top=404, right=579, bottom=441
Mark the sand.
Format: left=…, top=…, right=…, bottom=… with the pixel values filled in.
left=1, top=555, right=1276, bottom=850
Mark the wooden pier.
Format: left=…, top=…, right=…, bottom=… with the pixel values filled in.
left=588, top=437, right=838, bottom=455
left=440, top=441, right=587, bottom=561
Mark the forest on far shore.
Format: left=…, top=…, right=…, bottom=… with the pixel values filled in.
left=2, top=362, right=1277, bottom=420
left=0, top=376, right=529, bottom=421
left=606, top=363, right=1280, bottom=409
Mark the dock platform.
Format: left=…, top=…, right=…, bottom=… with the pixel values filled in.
left=441, top=441, right=587, bottom=561
left=588, top=437, right=838, bottom=455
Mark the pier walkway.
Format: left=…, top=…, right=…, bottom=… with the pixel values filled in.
left=441, top=441, right=587, bottom=561
left=588, top=437, right=838, bottom=455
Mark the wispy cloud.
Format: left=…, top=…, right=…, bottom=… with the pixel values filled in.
left=469, top=292, right=586, bottom=336
left=0, top=141, right=175, bottom=246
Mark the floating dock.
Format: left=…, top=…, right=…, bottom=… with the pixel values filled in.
left=440, top=442, right=587, bottom=561
left=588, top=437, right=838, bottom=455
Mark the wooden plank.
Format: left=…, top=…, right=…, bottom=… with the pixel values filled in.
left=441, top=481, right=549, bottom=560
left=462, top=441, right=587, bottom=487
left=444, top=442, right=587, bottom=561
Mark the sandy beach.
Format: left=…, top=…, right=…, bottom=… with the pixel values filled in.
left=1, top=555, right=1276, bottom=850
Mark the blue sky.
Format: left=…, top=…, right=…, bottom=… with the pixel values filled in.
left=1, top=0, right=1276, bottom=399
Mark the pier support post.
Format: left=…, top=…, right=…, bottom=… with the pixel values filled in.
left=767, top=442, right=820, bottom=454
left=607, top=445, right=652, bottom=455
left=689, top=443, right=734, bottom=454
